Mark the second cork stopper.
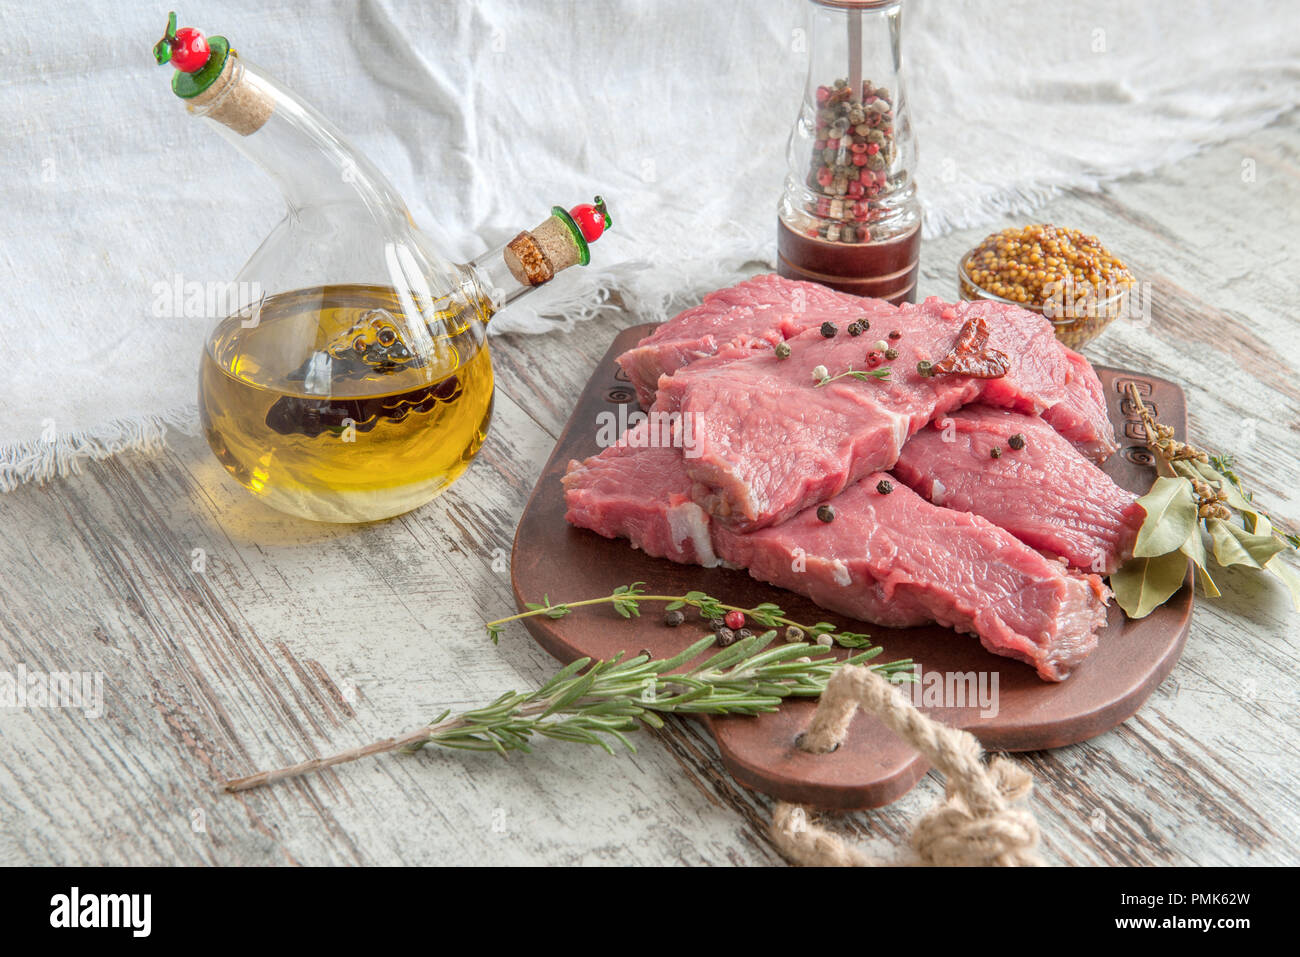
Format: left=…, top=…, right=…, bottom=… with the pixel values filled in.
left=505, top=197, right=612, bottom=288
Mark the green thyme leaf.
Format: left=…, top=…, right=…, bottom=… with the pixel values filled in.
left=833, top=631, right=873, bottom=648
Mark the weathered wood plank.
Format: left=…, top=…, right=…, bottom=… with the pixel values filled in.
left=1, top=110, right=1297, bottom=866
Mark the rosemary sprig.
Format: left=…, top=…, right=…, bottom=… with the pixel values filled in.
left=813, top=364, right=892, bottom=387
left=223, top=632, right=914, bottom=793
left=1112, top=384, right=1300, bottom=616
left=486, top=582, right=881, bottom=650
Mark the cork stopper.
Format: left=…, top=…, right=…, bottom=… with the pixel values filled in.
left=186, top=53, right=274, bottom=136
left=504, top=214, right=583, bottom=287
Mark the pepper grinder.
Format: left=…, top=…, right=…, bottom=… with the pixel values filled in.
left=777, top=0, right=921, bottom=303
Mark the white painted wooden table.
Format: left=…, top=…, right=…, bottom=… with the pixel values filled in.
left=1, top=113, right=1297, bottom=867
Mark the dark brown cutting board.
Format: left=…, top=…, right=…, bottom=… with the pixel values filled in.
left=511, top=324, right=1191, bottom=810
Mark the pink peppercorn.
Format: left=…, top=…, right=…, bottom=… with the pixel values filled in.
left=866, top=143, right=880, bottom=155
left=817, top=167, right=834, bottom=187
left=816, top=86, right=831, bottom=105
left=725, top=610, right=745, bottom=630
left=852, top=200, right=869, bottom=220
left=852, top=153, right=868, bottom=167
left=847, top=181, right=864, bottom=198
left=866, top=351, right=883, bottom=367
left=826, top=137, right=840, bottom=150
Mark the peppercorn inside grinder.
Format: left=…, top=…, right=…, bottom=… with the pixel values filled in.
left=777, top=0, right=920, bottom=303
left=152, top=13, right=610, bottom=523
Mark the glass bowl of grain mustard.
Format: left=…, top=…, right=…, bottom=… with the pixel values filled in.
left=958, top=224, right=1136, bottom=349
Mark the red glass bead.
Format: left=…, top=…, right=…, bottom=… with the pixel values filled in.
left=568, top=203, right=606, bottom=242
left=170, top=27, right=210, bottom=73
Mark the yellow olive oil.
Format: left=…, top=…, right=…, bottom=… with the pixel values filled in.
left=199, top=284, right=493, bottom=522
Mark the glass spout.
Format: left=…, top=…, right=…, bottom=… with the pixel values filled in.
left=186, top=54, right=408, bottom=220
left=468, top=198, right=612, bottom=313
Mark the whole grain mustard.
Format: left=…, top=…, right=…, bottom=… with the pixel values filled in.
left=962, top=224, right=1134, bottom=307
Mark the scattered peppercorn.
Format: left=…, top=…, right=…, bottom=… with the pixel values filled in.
left=847, top=321, right=863, bottom=337
left=872, top=339, right=889, bottom=352
left=876, top=479, right=893, bottom=494
left=816, top=634, right=835, bottom=647
left=817, top=504, right=836, bottom=523
left=961, top=223, right=1134, bottom=308
left=916, top=360, right=934, bottom=377
left=820, top=321, right=838, bottom=338
left=716, top=627, right=737, bottom=647
left=858, top=318, right=870, bottom=332
left=785, top=625, right=805, bottom=643
left=884, top=347, right=899, bottom=360
left=664, top=609, right=685, bottom=627
left=724, top=610, right=745, bottom=630
left=888, top=329, right=901, bottom=340
left=736, top=628, right=754, bottom=640
left=708, top=616, right=727, bottom=632
left=1008, top=433, right=1026, bottom=451
left=775, top=342, right=791, bottom=359
left=991, top=446, right=1002, bottom=459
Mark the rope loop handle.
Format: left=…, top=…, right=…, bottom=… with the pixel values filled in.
left=771, top=664, right=1043, bottom=867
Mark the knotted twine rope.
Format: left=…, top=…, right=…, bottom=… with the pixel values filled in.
left=770, top=664, right=1043, bottom=866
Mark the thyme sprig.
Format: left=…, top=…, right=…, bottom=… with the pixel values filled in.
left=813, top=364, right=892, bottom=387
left=1112, top=384, right=1300, bottom=616
left=223, top=632, right=913, bottom=793
left=486, top=582, right=884, bottom=650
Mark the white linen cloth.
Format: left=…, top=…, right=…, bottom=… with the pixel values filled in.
left=1, top=0, right=1296, bottom=488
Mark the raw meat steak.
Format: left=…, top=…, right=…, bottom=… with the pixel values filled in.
left=562, top=424, right=718, bottom=567
left=1043, top=347, right=1119, bottom=461
left=619, top=276, right=1117, bottom=462
left=655, top=297, right=1115, bottom=530
left=893, top=407, right=1143, bottom=574
left=563, top=430, right=1110, bottom=681
left=616, top=274, right=897, bottom=408
left=714, top=474, right=1109, bottom=682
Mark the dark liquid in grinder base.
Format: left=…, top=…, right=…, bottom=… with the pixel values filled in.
left=777, top=218, right=921, bottom=304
